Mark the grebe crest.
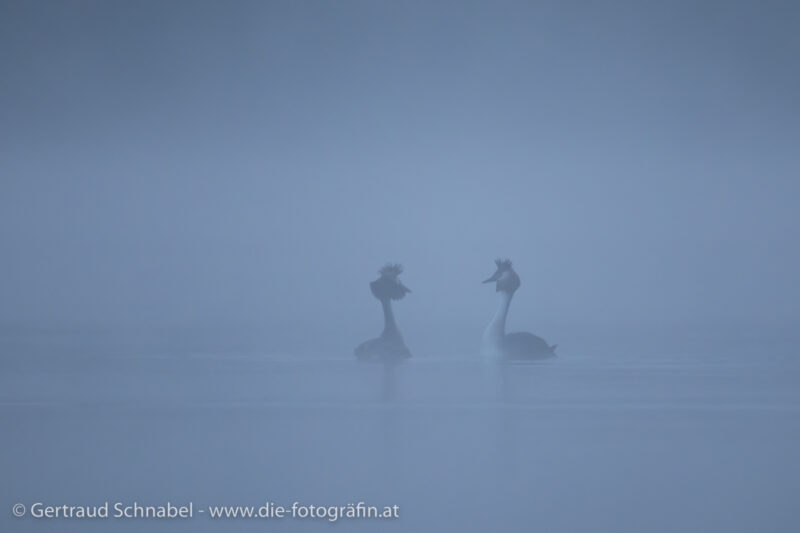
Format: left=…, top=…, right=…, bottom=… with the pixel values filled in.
left=482, top=258, right=521, bottom=294
left=370, top=263, right=412, bottom=301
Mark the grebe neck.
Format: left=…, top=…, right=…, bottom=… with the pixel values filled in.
left=380, top=299, right=400, bottom=339
left=482, top=290, right=514, bottom=356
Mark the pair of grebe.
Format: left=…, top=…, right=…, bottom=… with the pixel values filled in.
left=354, top=260, right=556, bottom=361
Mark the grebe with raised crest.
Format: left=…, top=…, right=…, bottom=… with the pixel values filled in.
left=481, top=259, right=556, bottom=359
left=354, top=264, right=412, bottom=360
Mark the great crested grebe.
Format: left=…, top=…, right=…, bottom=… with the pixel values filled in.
left=354, top=264, right=412, bottom=360
left=481, top=259, right=556, bottom=360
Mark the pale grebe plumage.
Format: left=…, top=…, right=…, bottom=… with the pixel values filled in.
left=481, top=259, right=556, bottom=360
left=354, top=264, right=412, bottom=360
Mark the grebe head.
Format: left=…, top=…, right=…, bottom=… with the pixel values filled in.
left=482, top=258, right=521, bottom=294
left=370, top=263, right=412, bottom=301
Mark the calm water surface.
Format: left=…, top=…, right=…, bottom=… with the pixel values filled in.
left=2, top=338, right=799, bottom=532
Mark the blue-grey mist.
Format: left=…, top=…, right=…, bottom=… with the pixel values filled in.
left=1, top=1, right=798, bottom=532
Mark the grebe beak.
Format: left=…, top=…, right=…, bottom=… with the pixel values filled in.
left=482, top=272, right=500, bottom=283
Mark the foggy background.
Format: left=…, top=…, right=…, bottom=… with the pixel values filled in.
left=2, top=3, right=800, bottom=533
left=2, top=0, right=798, bottom=357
